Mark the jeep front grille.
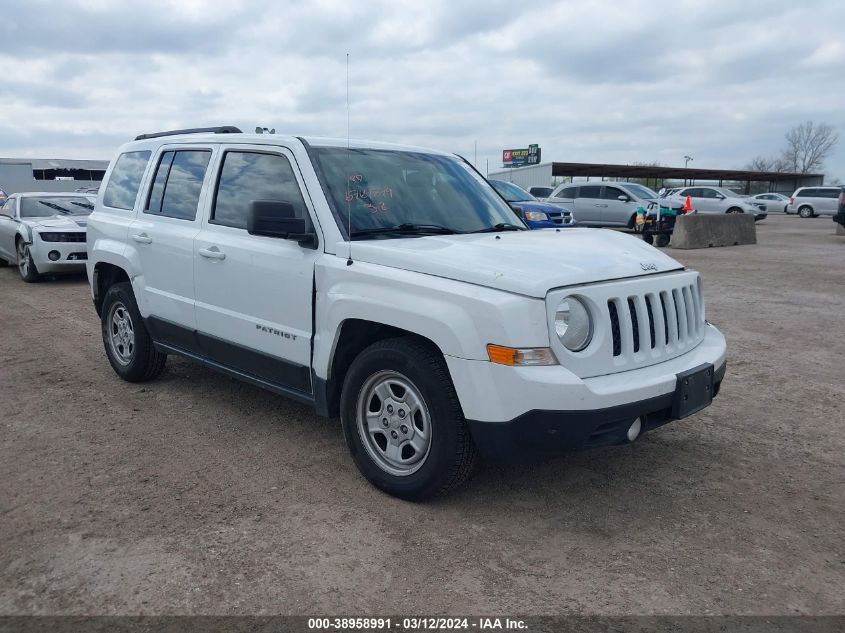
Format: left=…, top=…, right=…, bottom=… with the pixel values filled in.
left=608, top=282, right=703, bottom=358
left=547, top=270, right=706, bottom=379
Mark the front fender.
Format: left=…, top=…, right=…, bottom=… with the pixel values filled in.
left=313, top=256, right=549, bottom=380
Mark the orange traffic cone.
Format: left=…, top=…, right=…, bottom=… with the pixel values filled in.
left=682, top=195, right=693, bottom=213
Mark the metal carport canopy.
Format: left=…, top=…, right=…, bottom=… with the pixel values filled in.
left=550, top=162, right=821, bottom=183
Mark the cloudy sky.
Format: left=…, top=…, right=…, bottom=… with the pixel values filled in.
left=2, top=0, right=844, bottom=178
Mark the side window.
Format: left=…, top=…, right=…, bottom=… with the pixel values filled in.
left=602, top=186, right=624, bottom=200
left=144, top=150, right=211, bottom=221
left=579, top=185, right=602, bottom=199
left=212, top=151, right=307, bottom=230
left=103, top=151, right=152, bottom=210
left=797, top=189, right=815, bottom=197
left=820, top=189, right=839, bottom=198
left=700, top=188, right=718, bottom=199
left=0, top=198, right=13, bottom=216
left=556, top=186, right=578, bottom=199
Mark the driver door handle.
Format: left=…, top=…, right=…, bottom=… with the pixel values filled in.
left=132, top=233, right=152, bottom=244
left=198, top=247, right=226, bottom=261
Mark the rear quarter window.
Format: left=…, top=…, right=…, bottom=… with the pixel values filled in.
left=103, top=151, right=152, bottom=210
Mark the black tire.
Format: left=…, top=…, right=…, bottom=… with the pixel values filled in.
left=340, top=337, right=477, bottom=501
left=655, top=233, right=670, bottom=247
left=100, top=282, right=167, bottom=382
left=0, top=257, right=8, bottom=268
left=798, top=205, right=814, bottom=218
left=16, top=239, right=39, bottom=283
left=627, top=213, right=638, bottom=230
left=643, top=233, right=654, bottom=245
left=726, top=207, right=744, bottom=214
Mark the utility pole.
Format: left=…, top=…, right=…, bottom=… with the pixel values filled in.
left=683, top=155, right=693, bottom=186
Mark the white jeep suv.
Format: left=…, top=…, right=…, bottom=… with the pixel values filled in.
left=87, top=127, right=727, bottom=500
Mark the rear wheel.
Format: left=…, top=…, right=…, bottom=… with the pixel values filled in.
left=798, top=205, right=814, bottom=218
left=101, top=282, right=167, bottom=382
left=0, top=257, right=8, bottom=268
left=655, top=233, right=670, bottom=247
left=643, top=233, right=654, bottom=245
left=726, top=207, right=744, bottom=214
left=16, top=239, right=39, bottom=283
left=340, top=337, right=477, bottom=500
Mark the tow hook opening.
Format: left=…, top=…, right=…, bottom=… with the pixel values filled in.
left=627, top=417, right=642, bottom=442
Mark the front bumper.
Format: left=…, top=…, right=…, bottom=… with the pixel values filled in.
left=445, top=323, right=727, bottom=459
left=468, top=361, right=725, bottom=460
left=30, top=239, right=88, bottom=273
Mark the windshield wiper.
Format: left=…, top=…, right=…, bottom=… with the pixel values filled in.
left=351, top=223, right=463, bottom=238
left=469, top=223, right=525, bottom=233
left=37, top=200, right=73, bottom=215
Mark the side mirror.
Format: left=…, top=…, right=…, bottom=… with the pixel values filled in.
left=617, top=195, right=629, bottom=202
left=247, top=200, right=317, bottom=248
left=715, top=194, right=725, bottom=200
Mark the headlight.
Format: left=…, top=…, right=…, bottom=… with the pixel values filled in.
left=523, top=211, right=549, bottom=221
left=554, top=296, right=593, bottom=351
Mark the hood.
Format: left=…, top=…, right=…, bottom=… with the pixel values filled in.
left=341, top=228, right=684, bottom=298
left=24, top=215, right=88, bottom=230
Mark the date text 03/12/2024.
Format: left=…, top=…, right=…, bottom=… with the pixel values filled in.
left=307, top=617, right=528, bottom=630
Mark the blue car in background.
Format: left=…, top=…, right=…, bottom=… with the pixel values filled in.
left=489, top=179, right=576, bottom=229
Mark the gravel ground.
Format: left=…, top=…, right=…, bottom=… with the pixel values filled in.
left=0, top=214, right=843, bottom=616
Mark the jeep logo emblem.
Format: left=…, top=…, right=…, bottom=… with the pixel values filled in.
left=640, top=262, right=658, bottom=272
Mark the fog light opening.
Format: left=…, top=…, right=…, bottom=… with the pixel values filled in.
left=48, top=250, right=60, bottom=261
left=627, top=417, right=642, bottom=442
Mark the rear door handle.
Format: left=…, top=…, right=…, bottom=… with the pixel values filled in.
left=132, top=233, right=152, bottom=244
left=198, top=247, right=226, bottom=261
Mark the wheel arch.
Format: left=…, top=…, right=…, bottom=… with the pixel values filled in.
left=315, top=318, right=446, bottom=418
left=93, top=261, right=131, bottom=316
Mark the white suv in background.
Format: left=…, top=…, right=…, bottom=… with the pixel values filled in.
left=787, top=187, right=841, bottom=217
left=87, top=126, right=727, bottom=500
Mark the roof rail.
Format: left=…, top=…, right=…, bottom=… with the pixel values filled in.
left=134, top=126, right=243, bottom=141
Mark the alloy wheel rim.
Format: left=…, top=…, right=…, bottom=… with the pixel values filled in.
left=17, top=242, right=28, bottom=276
left=356, top=370, right=432, bottom=477
left=107, top=302, right=135, bottom=365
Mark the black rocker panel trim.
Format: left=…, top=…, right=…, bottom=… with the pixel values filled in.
left=146, top=316, right=313, bottom=400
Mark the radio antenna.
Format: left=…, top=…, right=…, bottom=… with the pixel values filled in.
left=346, top=52, right=353, bottom=266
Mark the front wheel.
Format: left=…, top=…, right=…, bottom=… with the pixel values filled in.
left=655, top=233, right=670, bottom=247
left=340, top=337, right=477, bottom=500
left=101, top=282, right=167, bottom=382
left=16, top=240, right=39, bottom=282
left=726, top=207, right=744, bottom=214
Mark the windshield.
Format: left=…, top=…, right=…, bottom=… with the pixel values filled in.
left=489, top=180, right=535, bottom=202
left=311, top=147, right=522, bottom=238
left=622, top=183, right=659, bottom=199
left=20, top=196, right=94, bottom=218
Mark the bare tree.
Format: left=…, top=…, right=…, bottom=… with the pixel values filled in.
left=746, top=155, right=776, bottom=172
left=746, top=154, right=791, bottom=173
left=780, top=121, right=839, bottom=174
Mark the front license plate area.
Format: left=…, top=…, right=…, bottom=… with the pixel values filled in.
left=672, top=363, right=714, bottom=419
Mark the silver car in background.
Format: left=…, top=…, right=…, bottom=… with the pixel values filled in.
left=787, top=186, right=841, bottom=217
left=546, top=181, right=658, bottom=228
left=0, top=192, right=94, bottom=282
left=669, top=186, right=767, bottom=220
left=751, top=192, right=789, bottom=213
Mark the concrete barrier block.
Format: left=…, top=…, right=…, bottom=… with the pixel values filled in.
left=836, top=223, right=845, bottom=236
left=670, top=213, right=756, bottom=249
